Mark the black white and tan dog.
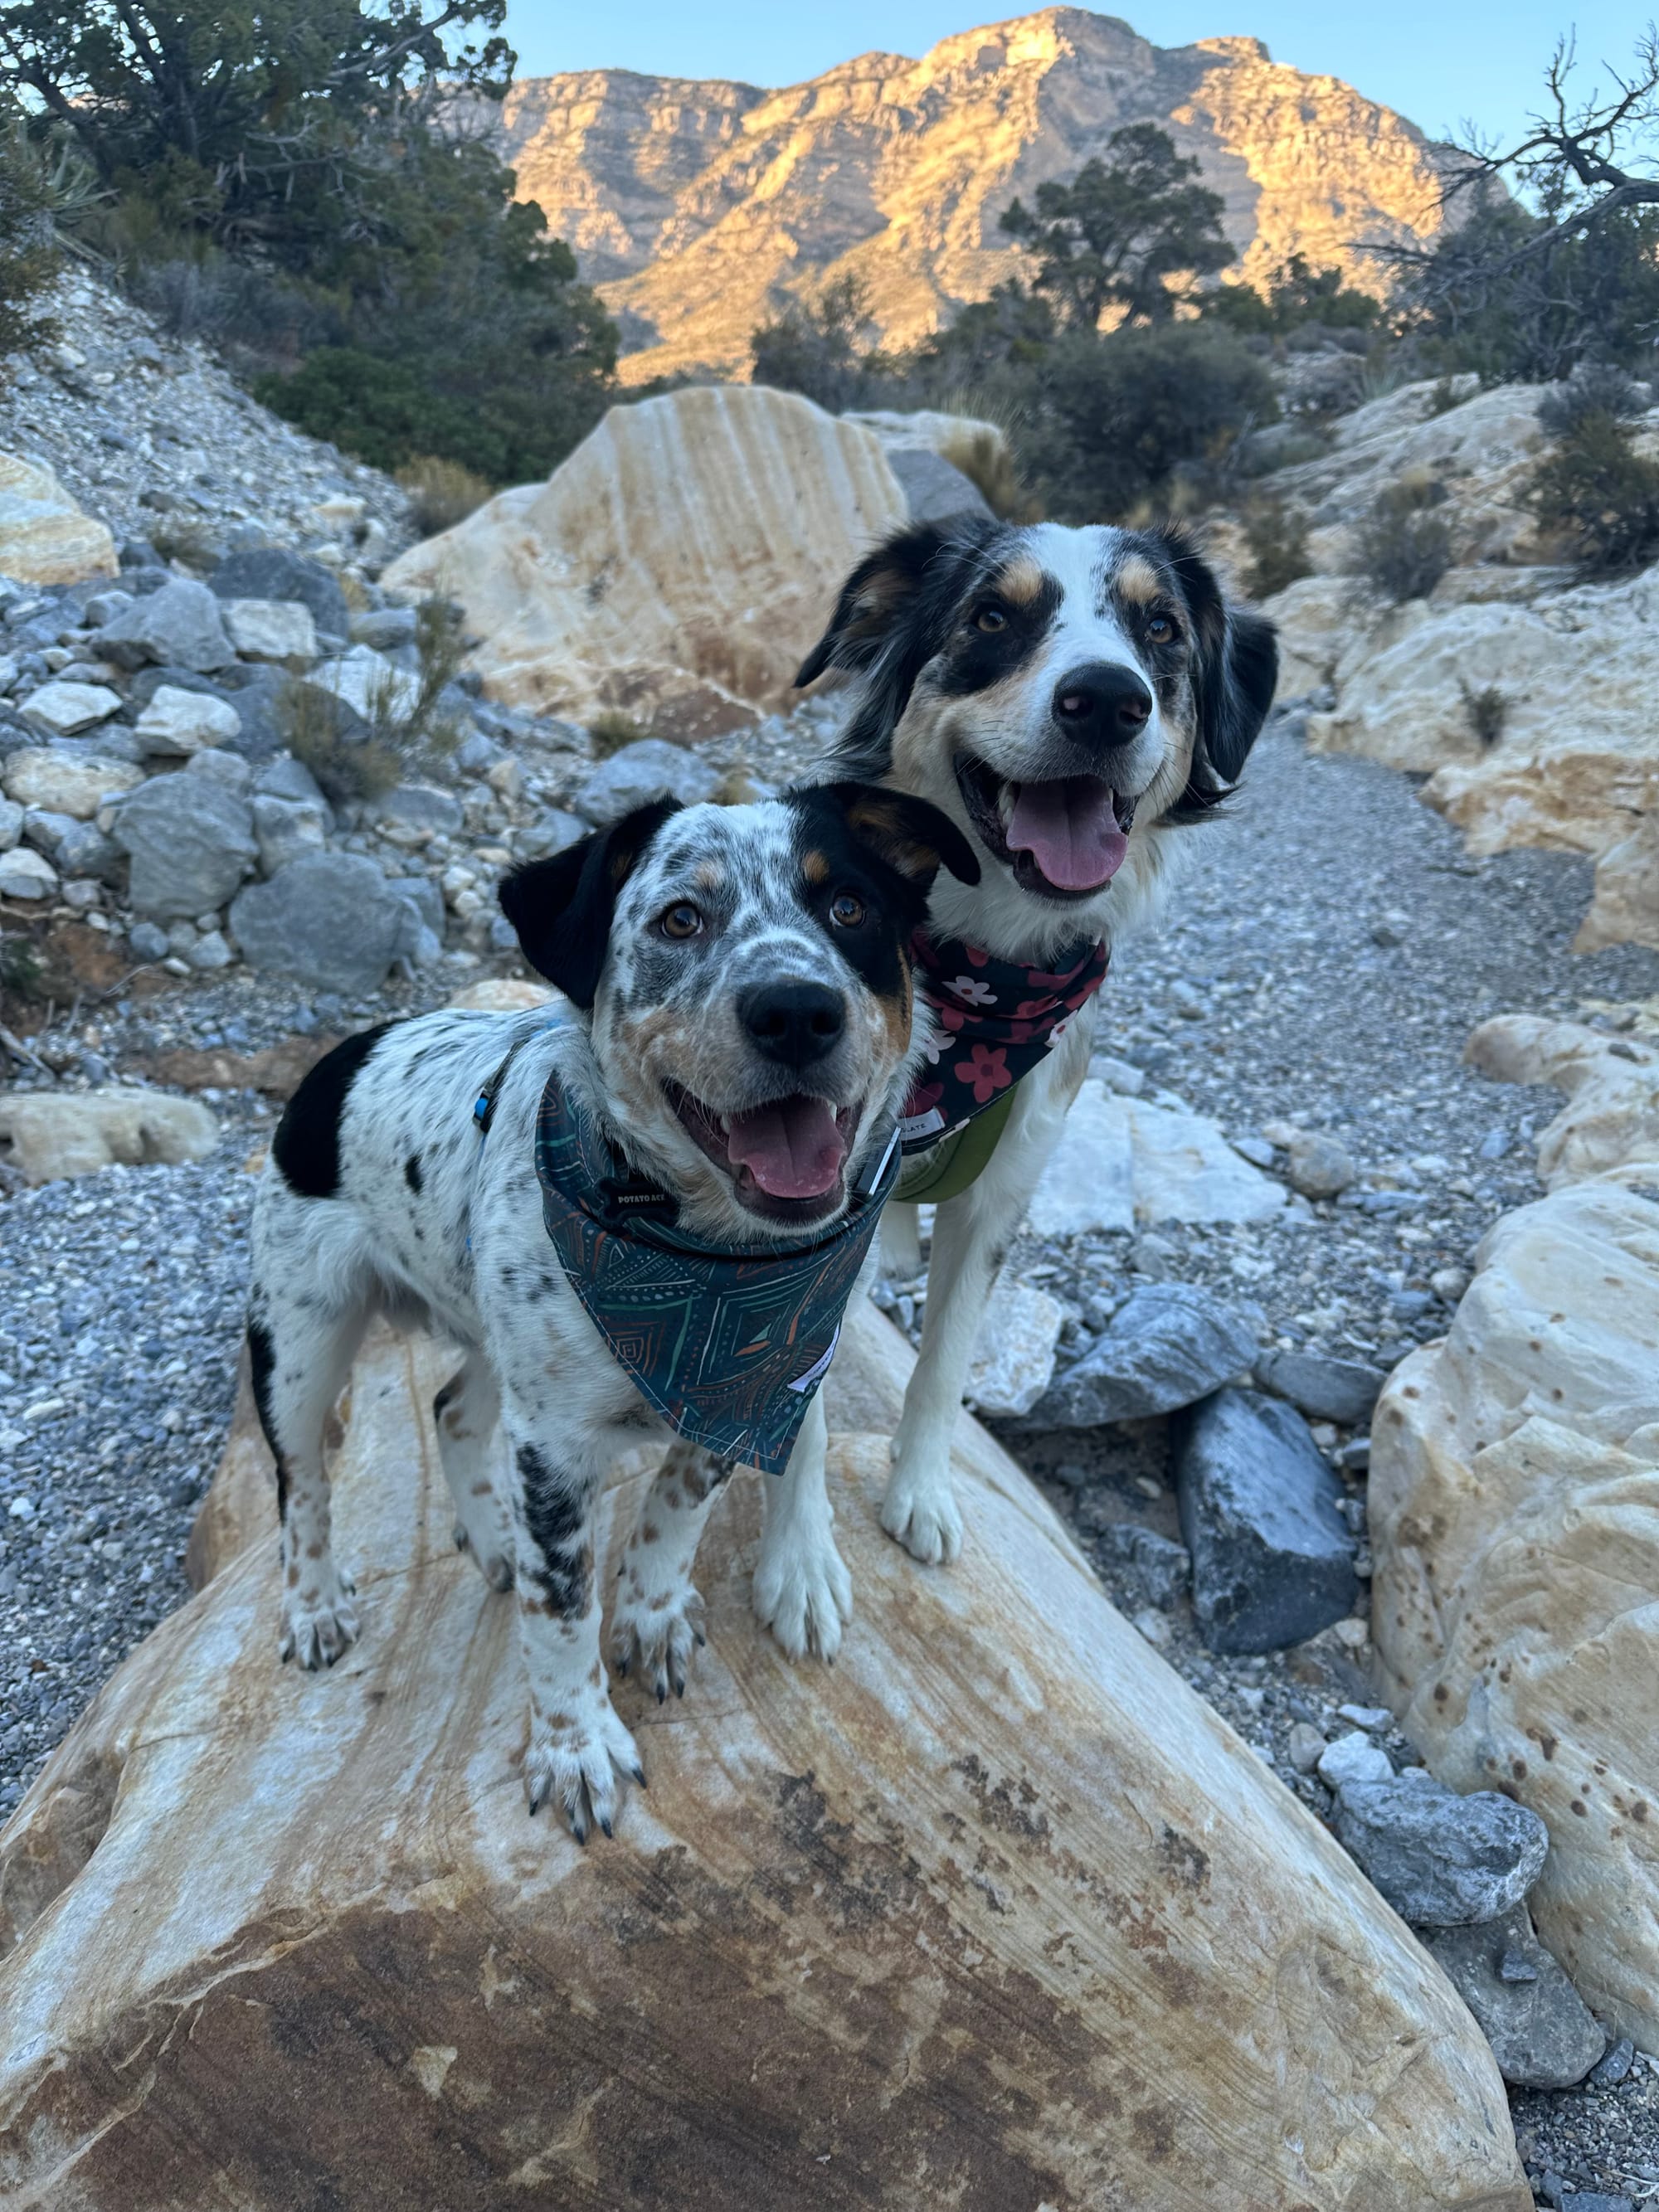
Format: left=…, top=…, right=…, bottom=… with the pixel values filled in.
left=246, top=784, right=977, bottom=1840
left=796, top=516, right=1278, bottom=1566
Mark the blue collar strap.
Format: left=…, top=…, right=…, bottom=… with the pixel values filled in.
left=533, top=1071, right=899, bottom=1473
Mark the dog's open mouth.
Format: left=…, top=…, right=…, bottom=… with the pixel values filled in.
left=667, top=1084, right=861, bottom=1221
left=955, top=755, right=1136, bottom=899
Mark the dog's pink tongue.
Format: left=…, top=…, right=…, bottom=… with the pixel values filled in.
left=726, top=1096, right=846, bottom=1198
left=1006, top=776, right=1126, bottom=892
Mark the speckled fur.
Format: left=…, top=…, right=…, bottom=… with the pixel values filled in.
left=246, top=790, right=964, bottom=1841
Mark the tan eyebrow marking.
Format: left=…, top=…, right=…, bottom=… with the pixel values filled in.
left=1114, top=553, right=1162, bottom=604
left=802, top=849, right=830, bottom=885
left=691, top=862, right=724, bottom=892
left=993, top=556, right=1046, bottom=607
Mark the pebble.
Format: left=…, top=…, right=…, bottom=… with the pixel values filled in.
left=1026, top=1281, right=1259, bottom=1426
left=1316, top=1730, right=1393, bottom=1789
left=1284, top=1130, right=1357, bottom=1199
left=1333, top=1777, right=1550, bottom=1927
left=1253, top=1347, right=1385, bottom=1427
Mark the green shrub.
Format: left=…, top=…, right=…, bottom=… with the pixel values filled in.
left=937, top=424, right=1042, bottom=522
left=0, top=114, right=103, bottom=362
left=397, top=455, right=494, bottom=538
left=1530, top=411, right=1659, bottom=576
left=1033, top=321, right=1279, bottom=523
left=1459, top=680, right=1509, bottom=747
left=1241, top=502, right=1311, bottom=599
left=1354, top=479, right=1454, bottom=602
left=282, top=597, right=469, bottom=801
left=1536, top=362, right=1647, bottom=440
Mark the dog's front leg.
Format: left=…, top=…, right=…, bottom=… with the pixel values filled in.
left=504, top=1410, right=641, bottom=1839
left=753, top=1392, right=852, bottom=1660
left=883, top=1038, right=1088, bottom=1565
left=611, top=1441, right=737, bottom=1701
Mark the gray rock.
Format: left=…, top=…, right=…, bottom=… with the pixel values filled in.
left=1422, top=1908, right=1606, bottom=2088
left=1284, top=1130, right=1357, bottom=1199
left=1559, top=2197, right=1635, bottom=2212
left=187, top=928, right=234, bottom=972
left=111, top=774, right=257, bottom=919
left=375, top=782, right=462, bottom=834
left=90, top=578, right=235, bottom=673
left=453, top=729, right=502, bottom=775
left=207, top=547, right=350, bottom=639
left=1100, top=1524, right=1190, bottom=1609
left=186, top=749, right=253, bottom=795
left=572, top=738, right=721, bottom=825
left=21, top=806, right=75, bottom=857
left=81, top=589, right=134, bottom=629
left=350, top=605, right=418, bottom=651
left=1585, top=2035, right=1636, bottom=2088
left=1025, top=1283, right=1259, bottom=1426
left=1254, top=1348, right=1386, bottom=1427
left=1333, top=1777, right=1550, bottom=1927
left=387, top=873, right=444, bottom=941
left=254, top=755, right=330, bottom=811
left=886, top=445, right=994, bottom=525
left=1175, top=1388, right=1359, bottom=1654
left=518, top=808, right=587, bottom=860
left=52, top=819, right=125, bottom=887
left=126, top=919, right=169, bottom=962
left=229, top=850, right=421, bottom=994
left=251, top=792, right=328, bottom=875
left=214, top=663, right=290, bottom=761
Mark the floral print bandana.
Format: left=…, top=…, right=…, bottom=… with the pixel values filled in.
left=899, top=930, right=1110, bottom=1155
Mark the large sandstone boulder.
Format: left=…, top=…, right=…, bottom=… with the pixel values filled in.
left=0, top=452, right=118, bottom=585
left=382, top=386, right=909, bottom=738
left=0, top=1087, right=218, bottom=1183
left=0, top=1305, right=1525, bottom=2208
left=1369, top=1012, right=1659, bottom=2050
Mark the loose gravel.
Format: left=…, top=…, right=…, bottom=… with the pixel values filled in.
left=2, top=707, right=1657, bottom=2180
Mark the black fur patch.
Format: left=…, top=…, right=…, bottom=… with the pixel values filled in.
left=787, top=783, right=980, bottom=996
left=271, top=1025, right=392, bottom=1199
left=404, top=1152, right=423, bottom=1194
left=933, top=572, right=1062, bottom=698
left=796, top=517, right=1007, bottom=776
left=1144, top=526, right=1279, bottom=817
left=517, top=1441, right=596, bottom=1615
left=499, top=799, right=681, bottom=1006
left=246, top=1317, right=286, bottom=1517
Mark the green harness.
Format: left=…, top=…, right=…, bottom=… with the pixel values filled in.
left=892, top=1086, right=1017, bottom=1206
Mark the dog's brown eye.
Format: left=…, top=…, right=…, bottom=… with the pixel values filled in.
left=974, top=604, right=1008, bottom=634
left=658, top=902, right=703, bottom=941
left=1146, top=613, right=1177, bottom=644
left=830, top=892, right=865, bottom=928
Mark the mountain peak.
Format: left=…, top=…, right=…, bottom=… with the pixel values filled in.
left=489, top=10, right=1454, bottom=384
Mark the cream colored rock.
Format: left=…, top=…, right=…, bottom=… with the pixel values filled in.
left=0, top=1305, right=1526, bottom=2208
left=0, top=1087, right=218, bottom=1183
left=18, top=680, right=122, bottom=740
left=445, top=977, right=566, bottom=1014
left=0, top=747, right=142, bottom=819
left=221, top=598, right=319, bottom=665
left=384, top=386, right=908, bottom=735
left=1370, top=1013, right=1659, bottom=2049
left=1029, top=1082, right=1287, bottom=1237
left=964, top=1275, right=1063, bottom=1416
left=0, top=452, right=118, bottom=586
left=484, top=13, right=1457, bottom=383
left=134, top=684, right=241, bottom=756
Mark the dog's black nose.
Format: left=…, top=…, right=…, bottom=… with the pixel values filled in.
left=740, top=981, right=846, bottom=1068
left=1052, top=663, right=1153, bottom=743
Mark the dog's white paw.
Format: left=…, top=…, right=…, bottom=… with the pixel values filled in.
left=279, top=1569, right=360, bottom=1669
left=880, top=1453, right=963, bottom=1567
left=524, top=1691, right=643, bottom=1840
left=753, top=1525, right=852, bottom=1661
left=611, top=1574, right=706, bottom=1703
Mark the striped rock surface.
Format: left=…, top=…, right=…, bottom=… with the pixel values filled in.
left=0, top=1303, right=1525, bottom=2209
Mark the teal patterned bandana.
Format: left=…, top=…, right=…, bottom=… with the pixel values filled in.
left=533, top=1071, right=899, bottom=1474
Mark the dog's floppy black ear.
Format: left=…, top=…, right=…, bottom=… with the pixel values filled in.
left=1196, top=607, right=1278, bottom=787
left=1151, top=527, right=1279, bottom=803
left=810, top=780, right=981, bottom=891
left=796, top=517, right=1003, bottom=775
left=497, top=798, right=679, bottom=1008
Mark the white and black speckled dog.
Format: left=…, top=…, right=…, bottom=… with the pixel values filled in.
left=246, top=783, right=975, bottom=1840
left=797, top=518, right=1278, bottom=1567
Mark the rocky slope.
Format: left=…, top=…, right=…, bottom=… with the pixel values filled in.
left=488, top=7, right=1459, bottom=382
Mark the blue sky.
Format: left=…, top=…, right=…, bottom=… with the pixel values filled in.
left=499, top=3, right=1651, bottom=155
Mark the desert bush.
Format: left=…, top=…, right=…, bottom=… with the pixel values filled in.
left=587, top=710, right=669, bottom=757
left=937, top=424, right=1042, bottom=523
left=0, top=113, right=103, bottom=362
left=1536, top=361, right=1647, bottom=440
left=750, top=274, right=899, bottom=413
left=397, top=455, right=494, bottom=537
left=1530, top=411, right=1659, bottom=576
left=1459, top=680, right=1510, bottom=746
left=1353, top=479, right=1454, bottom=602
left=144, top=511, right=225, bottom=571
left=283, top=597, right=469, bottom=801
left=1241, top=502, right=1311, bottom=599
left=1032, top=321, right=1278, bottom=523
